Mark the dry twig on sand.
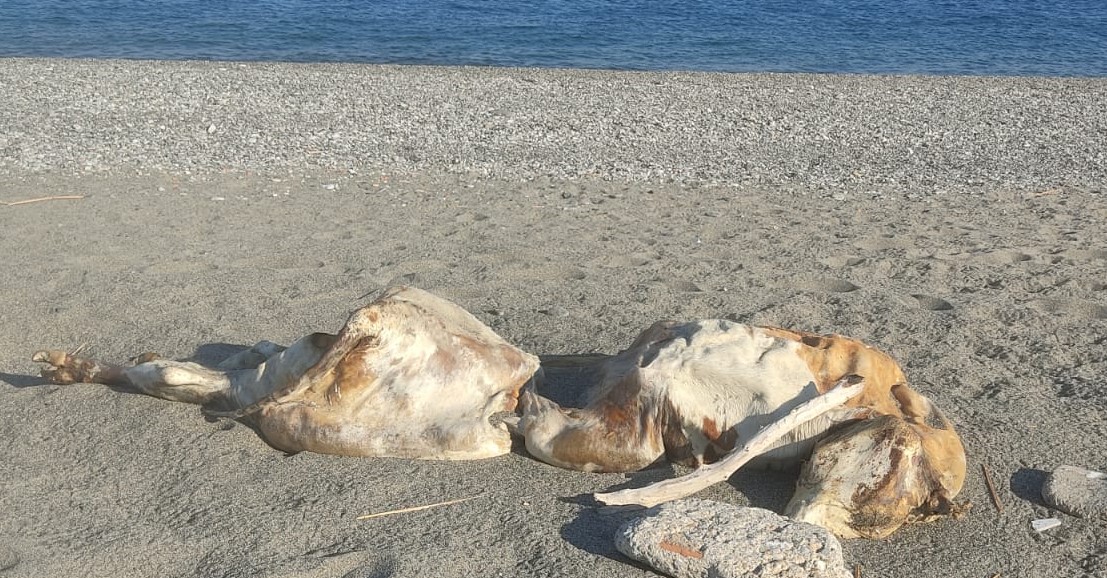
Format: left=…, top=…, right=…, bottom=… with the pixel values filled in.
left=981, top=464, right=1004, bottom=514
left=3, top=195, right=85, bottom=206
left=356, top=495, right=483, bottom=520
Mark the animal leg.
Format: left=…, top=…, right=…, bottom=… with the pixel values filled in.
left=35, top=334, right=337, bottom=408
left=216, top=341, right=287, bottom=370
left=205, top=311, right=380, bottom=419
left=594, top=376, right=865, bottom=506
left=33, top=349, right=233, bottom=405
left=32, top=349, right=128, bottom=386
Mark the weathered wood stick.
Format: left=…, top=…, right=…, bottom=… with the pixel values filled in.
left=594, top=377, right=865, bottom=507
left=4, top=195, right=85, bottom=206
left=356, top=494, right=482, bottom=520
left=981, top=464, right=1004, bottom=514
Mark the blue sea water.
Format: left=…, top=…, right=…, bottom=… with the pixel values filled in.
left=0, top=0, right=1104, bottom=76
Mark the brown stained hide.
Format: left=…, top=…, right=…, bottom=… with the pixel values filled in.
left=700, top=418, right=739, bottom=464
left=660, top=399, right=698, bottom=468
left=760, top=327, right=909, bottom=418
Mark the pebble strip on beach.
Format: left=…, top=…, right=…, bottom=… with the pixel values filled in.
left=1, top=58, right=1104, bottom=195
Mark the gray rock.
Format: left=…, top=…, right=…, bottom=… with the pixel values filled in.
left=1042, top=465, right=1107, bottom=519
left=615, top=499, right=850, bottom=578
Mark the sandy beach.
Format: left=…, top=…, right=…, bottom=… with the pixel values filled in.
left=1, top=58, right=1105, bottom=577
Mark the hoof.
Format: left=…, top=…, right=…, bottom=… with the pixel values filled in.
left=32, top=349, right=95, bottom=384
left=130, top=352, right=162, bottom=365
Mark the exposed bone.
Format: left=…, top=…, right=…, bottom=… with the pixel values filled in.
left=594, top=377, right=864, bottom=507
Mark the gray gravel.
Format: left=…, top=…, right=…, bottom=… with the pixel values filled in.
left=2, top=58, right=1105, bottom=195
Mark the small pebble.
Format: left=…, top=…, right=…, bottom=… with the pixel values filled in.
left=1031, top=518, right=1062, bottom=532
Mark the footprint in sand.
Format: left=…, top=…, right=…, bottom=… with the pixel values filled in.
left=666, top=279, right=702, bottom=292
left=909, top=294, right=954, bottom=311
left=0, top=545, right=19, bottom=571
left=1059, top=248, right=1107, bottom=262
left=454, top=211, right=491, bottom=223
left=140, top=260, right=216, bottom=274
left=601, top=252, right=660, bottom=268
left=488, top=259, right=590, bottom=283
left=1032, top=299, right=1107, bottom=320
left=797, top=277, right=860, bottom=293
left=975, top=250, right=1033, bottom=265
left=854, top=235, right=912, bottom=251
left=1055, top=376, right=1107, bottom=403
left=527, top=264, right=587, bottom=281
left=820, top=256, right=866, bottom=268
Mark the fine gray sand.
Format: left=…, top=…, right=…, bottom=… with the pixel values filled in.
left=1, top=58, right=1105, bottom=577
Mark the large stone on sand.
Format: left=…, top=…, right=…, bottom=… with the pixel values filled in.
left=614, top=499, right=850, bottom=578
left=1042, top=465, right=1107, bottom=519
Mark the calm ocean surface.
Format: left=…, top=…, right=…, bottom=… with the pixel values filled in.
left=1, top=0, right=1104, bottom=76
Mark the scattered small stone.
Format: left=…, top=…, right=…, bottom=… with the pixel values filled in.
left=1031, top=518, right=1062, bottom=532
left=1042, top=465, right=1107, bottom=519
left=615, top=499, right=850, bottom=578
left=207, top=124, right=216, bottom=134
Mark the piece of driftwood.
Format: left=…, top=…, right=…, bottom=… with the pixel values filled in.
left=982, top=464, right=1004, bottom=514
left=594, top=378, right=865, bottom=507
left=356, top=495, right=482, bottom=520
left=3, top=194, right=85, bottom=206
